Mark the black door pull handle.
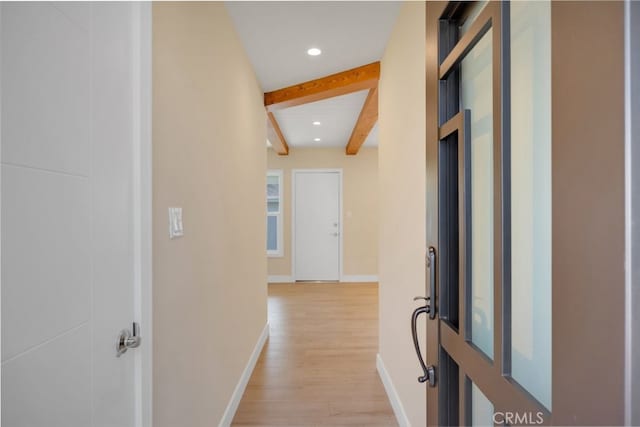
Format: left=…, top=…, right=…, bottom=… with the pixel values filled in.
left=411, top=299, right=433, bottom=384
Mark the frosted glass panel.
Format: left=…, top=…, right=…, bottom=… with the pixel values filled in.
left=510, top=0, right=552, bottom=410
left=267, top=184, right=279, bottom=198
left=472, top=382, right=494, bottom=427
left=267, top=200, right=279, bottom=213
left=460, top=1, right=487, bottom=35
left=461, top=29, right=494, bottom=359
left=267, top=175, right=279, bottom=198
left=267, top=215, right=277, bottom=251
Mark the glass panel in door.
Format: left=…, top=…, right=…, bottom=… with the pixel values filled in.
left=509, top=0, right=552, bottom=409
left=460, top=27, right=494, bottom=360
left=471, top=381, right=494, bottom=427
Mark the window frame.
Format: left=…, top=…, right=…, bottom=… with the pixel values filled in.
left=266, top=169, right=284, bottom=257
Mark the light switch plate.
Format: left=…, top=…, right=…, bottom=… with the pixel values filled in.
left=168, top=207, right=184, bottom=239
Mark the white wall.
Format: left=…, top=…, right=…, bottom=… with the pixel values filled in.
left=377, top=2, right=426, bottom=426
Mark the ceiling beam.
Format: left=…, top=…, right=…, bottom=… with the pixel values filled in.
left=264, top=62, right=380, bottom=111
left=345, top=86, right=378, bottom=155
left=267, top=112, right=289, bottom=155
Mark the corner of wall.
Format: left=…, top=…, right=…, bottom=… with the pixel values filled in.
left=376, top=353, right=411, bottom=427
left=218, top=323, right=270, bottom=427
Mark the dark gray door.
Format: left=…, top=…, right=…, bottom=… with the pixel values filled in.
left=424, top=3, right=546, bottom=424
left=418, top=1, right=626, bottom=425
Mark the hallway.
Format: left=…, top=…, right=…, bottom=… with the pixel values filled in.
left=232, top=283, right=397, bottom=426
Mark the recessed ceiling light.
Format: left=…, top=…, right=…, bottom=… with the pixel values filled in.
left=313, top=121, right=321, bottom=126
left=307, top=48, right=322, bottom=56
left=314, top=138, right=321, bottom=142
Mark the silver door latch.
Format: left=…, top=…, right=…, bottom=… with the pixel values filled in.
left=116, top=322, right=141, bottom=357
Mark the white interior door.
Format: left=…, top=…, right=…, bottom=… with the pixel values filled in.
left=293, top=170, right=341, bottom=281
left=1, top=3, right=148, bottom=426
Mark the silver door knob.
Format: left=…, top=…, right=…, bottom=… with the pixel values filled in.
left=332, top=232, right=339, bottom=236
left=117, top=322, right=141, bottom=357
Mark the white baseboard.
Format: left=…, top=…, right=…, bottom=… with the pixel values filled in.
left=377, top=353, right=411, bottom=427
left=218, top=322, right=269, bottom=427
left=340, top=275, right=379, bottom=283
left=267, top=275, right=293, bottom=283
left=268, top=275, right=379, bottom=283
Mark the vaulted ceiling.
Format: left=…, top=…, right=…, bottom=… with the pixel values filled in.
left=225, top=1, right=401, bottom=154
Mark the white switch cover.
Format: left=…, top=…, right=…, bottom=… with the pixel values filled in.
left=168, top=207, right=184, bottom=239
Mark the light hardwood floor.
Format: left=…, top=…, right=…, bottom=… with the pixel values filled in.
left=232, top=282, right=398, bottom=427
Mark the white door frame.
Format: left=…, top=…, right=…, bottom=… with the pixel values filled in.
left=132, top=3, right=153, bottom=427
left=291, top=169, right=343, bottom=282
left=1, top=6, right=4, bottom=424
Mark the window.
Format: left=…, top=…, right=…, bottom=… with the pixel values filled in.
left=266, top=170, right=283, bottom=257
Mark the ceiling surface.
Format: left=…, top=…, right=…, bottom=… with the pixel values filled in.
left=225, top=1, right=400, bottom=149
left=274, top=90, right=368, bottom=148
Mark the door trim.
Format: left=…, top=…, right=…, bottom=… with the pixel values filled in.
left=291, top=169, right=343, bottom=282
left=624, top=1, right=640, bottom=424
left=0, top=5, right=4, bottom=425
left=131, top=3, right=153, bottom=426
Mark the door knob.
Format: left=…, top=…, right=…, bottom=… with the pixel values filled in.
left=332, top=232, right=339, bottom=236
left=116, top=322, right=141, bottom=357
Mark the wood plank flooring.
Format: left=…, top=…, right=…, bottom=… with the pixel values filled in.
left=232, top=283, right=398, bottom=427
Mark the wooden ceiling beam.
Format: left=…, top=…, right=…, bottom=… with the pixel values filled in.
left=267, top=112, right=289, bottom=155
left=345, top=86, right=378, bottom=155
left=264, top=62, right=380, bottom=111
